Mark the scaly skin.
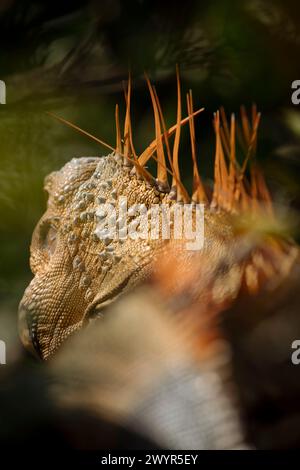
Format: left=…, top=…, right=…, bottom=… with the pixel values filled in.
left=18, top=151, right=239, bottom=359
left=18, top=81, right=299, bottom=360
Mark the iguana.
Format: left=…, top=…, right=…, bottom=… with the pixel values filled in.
left=18, top=71, right=299, bottom=360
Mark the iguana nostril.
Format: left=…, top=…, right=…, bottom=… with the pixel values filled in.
left=18, top=303, right=41, bottom=359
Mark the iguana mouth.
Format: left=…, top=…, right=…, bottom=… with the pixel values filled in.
left=18, top=302, right=42, bottom=359
left=18, top=298, right=85, bottom=359
left=18, top=266, right=90, bottom=359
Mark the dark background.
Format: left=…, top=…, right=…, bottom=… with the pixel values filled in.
left=0, top=0, right=300, bottom=353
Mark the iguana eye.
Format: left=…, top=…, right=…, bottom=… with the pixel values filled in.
left=39, top=219, right=58, bottom=255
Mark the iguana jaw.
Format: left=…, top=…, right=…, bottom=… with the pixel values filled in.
left=18, top=301, right=83, bottom=359
left=18, top=293, right=85, bottom=360
left=18, top=302, right=41, bottom=359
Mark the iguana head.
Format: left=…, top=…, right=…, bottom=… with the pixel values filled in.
left=18, top=72, right=296, bottom=360
left=18, top=149, right=237, bottom=359
left=18, top=153, right=174, bottom=359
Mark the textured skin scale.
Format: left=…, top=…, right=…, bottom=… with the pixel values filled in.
left=18, top=71, right=299, bottom=360
left=18, top=151, right=241, bottom=359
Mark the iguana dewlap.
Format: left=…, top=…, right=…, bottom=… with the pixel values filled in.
left=18, top=73, right=299, bottom=360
